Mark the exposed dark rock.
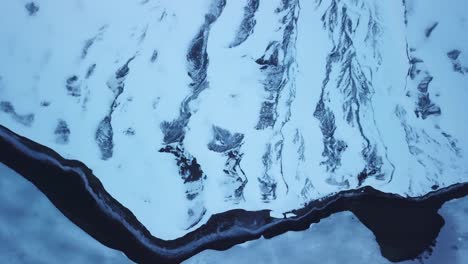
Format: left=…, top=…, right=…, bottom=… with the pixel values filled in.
left=314, top=0, right=393, bottom=186
left=115, top=58, right=134, bottom=79
left=160, top=118, right=188, bottom=144
left=425, top=22, right=438, bottom=38
left=123, top=127, right=135, bottom=136
left=254, top=45, right=286, bottom=133
left=85, top=64, right=97, bottom=79
left=256, top=42, right=281, bottom=67
left=187, top=30, right=209, bottom=90
left=254, top=1, right=300, bottom=201
left=208, top=126, right=244, bottom=153
left=160, top=146, right=204, bottom=184
left=159, top=0, right=226, bottom=217
left=256, top=101, right=277, bottom=130
left=416, top=93, right=441, bottom=119
left=40, top=101, right=51, bottom=107
left=254, top=0, right=298, bottom=131
left=94, top=57, right=135, bottom=160
left=447, top=49, right=461, bottom=60
left=229, top=0, right=260, bottom=48
left=259, top=143, right=278, bottom=201
left=82, top=39, right=95, bottom=60
left=408, top=57, right=441, bottom=119
left=81, top=26, right=107, bottom=59
left=402, top=0, right=408, bottom=25
left=452, top=62, right=464, bottom=74
left=150, top=50, right=158, bottom=63
left=314, top=101, right=348, bottom=172
left=65, top=75, right=81, bottom=97
left=0, top=101, right=14, bottom=113
left=417, top=76, right=433, bottom=93
left=156, top=0, right=227, bottom=227
left=208, top=126, right=247, bottom=202
left=25, top=2, right=39, bottom=16
left=95, top=116, right=114, bottom=160
left=0, top=101, right=34, bottom=126
left=54, top=120, right=70, bottom=144
left=358, top=146, right=385, bottom=186
left=447, top=49, right=466, bottom=74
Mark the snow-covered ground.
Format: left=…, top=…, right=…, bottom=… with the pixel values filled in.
left=1, top=0, right=467, bottom=241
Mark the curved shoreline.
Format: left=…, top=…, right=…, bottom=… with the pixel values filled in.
left=1, top=124, right=467, bottom=263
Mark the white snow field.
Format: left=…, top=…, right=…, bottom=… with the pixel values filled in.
left=1, top=0, right=467, bottom=241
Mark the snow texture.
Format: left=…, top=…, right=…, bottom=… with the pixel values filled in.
left=0, top=0, right=467, bottom=240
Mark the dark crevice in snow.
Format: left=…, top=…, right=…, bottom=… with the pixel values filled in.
left=229, top=0, right=260, bottom=48
left=314, top=99, right=348, bottom=173
left=150, top=50, right=158, bottom=63
left=40, top=101, right=51, bottom=107
left=138, top=25, right=149, bottom=44
left=123, top=127, right=135, bottom=136
left=25, top=2, right=39, bottom=16
left=159, top=0, right=226, bottom=228
left=95, top=56, right=135, bottom=160
left=407, top=56, right=441, bottom=119
left=65, top=75, right=81, bottom=97
left=255, top=0, right=300, bottom=202
left=402, top=0, right=408, bottom=25
left=447, top=49, right=461, bottom=60
left=425, top=22, right=439, bottom=38
left=2, top=124, right=468, bottom=263
left=254, top=0, right=299, bottom=131
left=447, top=49, right=467, bottom=74
left=159, top=145, right=205, bottom=187
left=440, top=131, right=462, bottom=157
left=54, top=119, right=71, bottom=144
left=403, top=12, right=441, bottom=120
left=81, top=26, right=108, bottom=60
left=314, top=0, right=392, bottom=186
left=208, top=126, right=247, bottom=202
left=402, top=1, right=412, bottom=94
left=85, top=64, right=97, bottom=79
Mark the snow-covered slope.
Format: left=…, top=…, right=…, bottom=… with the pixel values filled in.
left=1, top=0, right=467, bottom=240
